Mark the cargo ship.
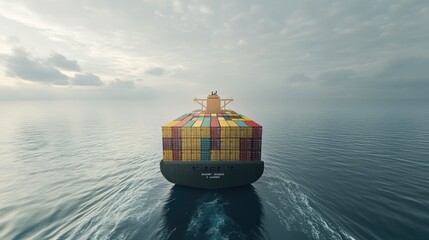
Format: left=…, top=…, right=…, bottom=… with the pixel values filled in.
left=160, top=92, right=264, bottom=189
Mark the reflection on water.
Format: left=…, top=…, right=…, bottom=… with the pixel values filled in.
left=160, top=185, right=264, bottom=240
left=1, top=101, right=429, bottom=239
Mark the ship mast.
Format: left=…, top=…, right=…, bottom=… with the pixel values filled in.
left=193, top=91, right=233, bottom=113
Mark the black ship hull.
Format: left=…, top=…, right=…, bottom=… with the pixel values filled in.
left=160, top=160, right=264, bottom=189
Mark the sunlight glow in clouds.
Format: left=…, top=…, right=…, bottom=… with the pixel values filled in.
left=0, top=0, right=428, bottom=100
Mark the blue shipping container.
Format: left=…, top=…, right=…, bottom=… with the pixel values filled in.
left=235, top=120, right=248, bottom=127
left=201, top=138, right=211, bottom=151
left=201, top=151, right=210, bottom=161
left=184, top=119, right=197, bottom=127
left=202, top=118, right=211, bottom=127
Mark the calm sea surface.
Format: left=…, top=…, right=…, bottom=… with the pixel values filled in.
left=0, top=100, right=428, bottom=240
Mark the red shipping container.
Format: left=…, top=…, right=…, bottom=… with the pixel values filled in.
left=251, top=151, right=261, bottom=161
left=210, top=127, right=220, bottom=138
left=211, top=138, right=221, bottom=150
left=172, top=138, right=182, bottom=150
left=240, top=138, right=252, bottom=150
left=162, top=138, right=173, bottom=150
left=240, top=150, right=252, bottom=160
left=172, top=115, right=193, bottom=138
left=172, top=127, right=181, bottom=138
left=254, top=128, right=262, bottom=138
left=210, top=117, right=220, bottom=127
left=252, top=138, right=262, bottom=152
left=178, top=116, right=193, bottom=126
left=173, top=150, right=182, bottom=160
left=245, top=121, right=262, bottom=138
left=210, top=118, right=220, bottom=138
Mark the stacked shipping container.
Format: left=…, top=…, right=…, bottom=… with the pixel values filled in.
left=162, top=110, right=262, bottom=161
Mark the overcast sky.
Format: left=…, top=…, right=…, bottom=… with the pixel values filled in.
left=0, top=0, right=428, bottom=101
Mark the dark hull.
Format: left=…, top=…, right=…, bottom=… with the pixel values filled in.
left=160, top=160, right=264, bottom=189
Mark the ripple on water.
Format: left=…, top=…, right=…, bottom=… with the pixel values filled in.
left=1, top=101, right=429, bottom=240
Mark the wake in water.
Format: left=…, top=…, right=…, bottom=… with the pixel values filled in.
left=263, top=160, right=356, bottom=240
left=186, top=195, right=243, bottom=239
left=38, top=153, right=167, bottom=240
left=160, top=186, right=264, bottom=240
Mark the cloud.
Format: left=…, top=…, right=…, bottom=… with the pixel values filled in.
left=72, top=73, right=103, bottom=86
left=7, top=35, right=21, bottom=44
left=47, top=53, right=81, bottom=71
left=318, top=69, right=357, bottom=85
left=0, top=1, right=428, bottom=100
left=0, top=47, right=107, bottom=88
left=199, top=6, right=213, bottom=15
left=1, top=48, right=69, bottom=85
left=287, top=73, right=312, bottom=83
left=374, top=58, right=429, bottom=88
left=144, top=67, right=167, bottom=76
left=109, top=79, right=135, bottom=88
left=315, top=57, right=429, bottom=90
left=0, top=85, right=159, bottom=100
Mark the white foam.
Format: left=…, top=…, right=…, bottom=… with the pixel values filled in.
left=186, top=194, right=245, bottom=240
left=266, top=167, right=356, bottom=240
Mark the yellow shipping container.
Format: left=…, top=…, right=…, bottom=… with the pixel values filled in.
left=181, top=127, right=192, bottom=138
left=190, top=128, right=201, bottom=138
left=189, top=120, right=202, bottom=138
left=218, top=117, right=225, bottom=121
left=182, top=138, right=201, bottom=150
left=201, top=127, right=210, bottom=138
left=162, top=121, right=179, bottom=138
left=220, top=138, right=229, bottom=149
left=227, top=120, right=238, bottom=126
left=211, top=150, right=220, bottom=160
left=220, top=150, right=230, bottom=160
left=185, top=150, right=200, bottom=160
left=163, top=150, right=173, bottom=160
left=191, top=150, right=201, bottom=160
left=192, top=138, right=201, bottom=150
left=220, top=138, right=239, bottom=150
left=227, top=120, right=240, bottom=138
left=240, top=127, right=253, bottom=138
left=230, top=138, right=240, bottom=149
left=219, top=120, right=230, bottom=138
left=193, top=120, right=203, bottom=127
left=219, top=120, right=229, bottom=126
left=182, top=138, right=190, bottom=149
left=230, top=150, right=239, bottom=160
left=182, top=150, right=192, bottom=160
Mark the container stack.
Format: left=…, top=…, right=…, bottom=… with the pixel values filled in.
left=162, top=110, right=262, bottom=161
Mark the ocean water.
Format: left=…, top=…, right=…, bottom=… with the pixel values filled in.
left=0, top=100, right=428, bottom=240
